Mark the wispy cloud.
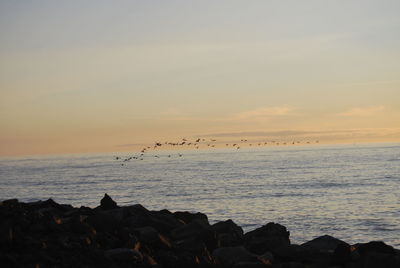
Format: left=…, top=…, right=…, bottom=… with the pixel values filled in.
left=339, top=106, right=385, bottom=116
left=235, top=106, right=295, bottom=120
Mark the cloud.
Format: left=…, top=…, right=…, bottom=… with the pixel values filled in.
left=201, top=129, right=363, bottom=137
left=235, top=106, right=295, bottom=120
left=339, top=106, right=385, bottom=116
left=202, top=130, right=316, bottom=137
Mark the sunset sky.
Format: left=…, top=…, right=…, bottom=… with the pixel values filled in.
left=1, top=0, right=400, bottom=156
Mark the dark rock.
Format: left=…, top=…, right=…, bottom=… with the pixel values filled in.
left=275, top=262, right=305, bottom=268
left=25, top=198, right=73, bottom=214
left=258, top=251, right=274, bottom=263
left=358, top=251, right=399, bottom=268
left=173, top=211, right=209, bottom=224
left=69, top=215, right=96, bottom=235
left=105, top=248, right=143, bottom=262
left=352, top=241, right=399, bottom=268
left=213, top=246, right=259, bottom=267
left=354, top=241, right=395, bottom=255
left=134, top=226, right=171, bottom=249
left=99, top=193, right=118, bottom=210
left=86, top=211, right=122, bottom=233
left=148, top=210, right=184, bottom=234
left=244, top=222, right=290, bottom=254
left=3, top=196, right=399, bottom=268
left=171, top=219, right=216, bottom=252
left=301, top=235, right=349, bottom=252
left=156, top=249, right=180, bottom=268
left=332, top=242, right=352, bottom=265
left=102, top=208, right=124, bottom=222
left=213, top=219, right=244, bottom=247
left=1, top=199, right=19, bottom=207
left=123, top=204, right=151, bottom=228
left=123, top=204, right=150, bottom=218
left=232, top=262, right=268, bottom=268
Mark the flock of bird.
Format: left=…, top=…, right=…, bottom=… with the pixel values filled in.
left=115, top=137, right=320, bottom=165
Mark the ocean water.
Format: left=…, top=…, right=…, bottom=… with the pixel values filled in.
left=1, top=143, right=399, bottom=247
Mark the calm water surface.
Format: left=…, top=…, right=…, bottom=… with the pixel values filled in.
left=1, top=143, right=399, bottom=247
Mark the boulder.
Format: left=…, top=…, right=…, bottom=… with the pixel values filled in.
left=332, top=241, right=352, bottom=265
left=212, top=219, right=244, bottom=247
left=232, top=262, right=268, bottom=268
left=148, top=210, right=184, bottom=234
left=86, top=211, right=122, bottom=233
left=354, top=241, right=395, bottom=255
left=213, top=246, right=259, bottom=267
left=300, top=235, right=349, bottom=252
left=0, top=199, right=19, bottom=207
left=352, top=241, right=400, bottom=268
left=134, top=226, right=171, bottom=249
left=173, top=211, right=208, bottom=224
left=99, top=194, right=118, bottom=210
left=105, top=248, right=143, bottom=262
left=244, top=222, right=290, bottom=254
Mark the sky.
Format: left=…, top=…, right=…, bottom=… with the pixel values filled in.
left=1, top=0, right=400, bottom=156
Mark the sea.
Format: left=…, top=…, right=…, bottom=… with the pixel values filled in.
left=1, top=143, right=399, bottom=247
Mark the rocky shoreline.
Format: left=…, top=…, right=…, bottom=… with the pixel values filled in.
left=1, top=194, right=399, bottom=268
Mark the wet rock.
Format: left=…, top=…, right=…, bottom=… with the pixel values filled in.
left=244, top=222, right=290, bottom=254
left=99, top=193, right=118, bottom=210
left=213, top=246, right=259, bottom=267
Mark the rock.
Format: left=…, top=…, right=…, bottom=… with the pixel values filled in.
left=358, top=251, right=399, bottom=268
left=276, top=262, right=305, bottom=268
left=232, top=262, right=268, bottom=268
left=86, top=211, right=122, bottom=233
left=171, top=219, right=216, bottom=252
left=156, top=249, right=180, bottom=267
left=213, top=219, right=244, bottom=247
left=300, top=235, right=349, bottom=252
left=213, top=246, right=259, bottom=267
left=352, top=241, right=399, bottom=268
left=105, top=248, right=143, bottom=262
left=258, top=251, right=274, bottom=263
left=134, top=226, right=171, bottom=249
left=173, top=211, right=208, bottom=224
left=2, top=195, right=400, bottom=268
left=354, top=241, right=395, bottom=255
left=332, top=242, right=352, bottom=265
left=0, top=199, right=19, bottom=207
left=99, top=193, right=118, bottom=210
left=27, top=198, right=73, bottom=212
left=148, top=210, right=184, bottom=234
left=244, top=222, right=290, bottom=254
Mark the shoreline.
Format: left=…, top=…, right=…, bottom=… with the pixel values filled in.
left=1, top=194, right=399, bottom=268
